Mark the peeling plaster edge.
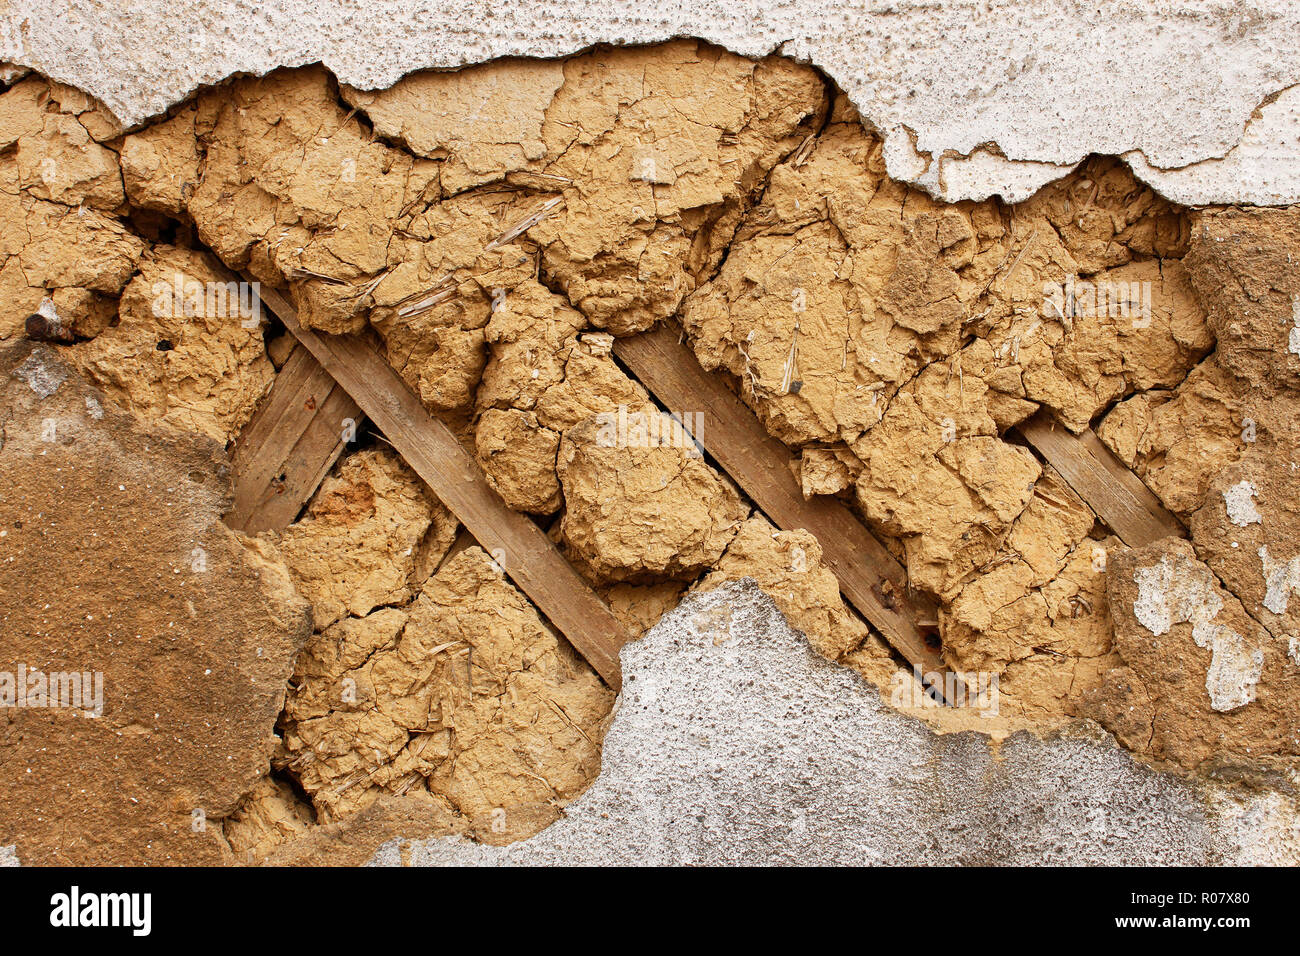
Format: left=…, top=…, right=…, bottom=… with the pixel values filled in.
left=1123, top=84, right=1300, bottom=207
left=2, top=36, right=1300, bottom=208
left=883, top=80, right=1300, bottom=206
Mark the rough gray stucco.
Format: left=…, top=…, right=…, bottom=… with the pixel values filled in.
left=3, top=0, right=1300, bottom=204
left=371, top=582, right=1299, bottom=867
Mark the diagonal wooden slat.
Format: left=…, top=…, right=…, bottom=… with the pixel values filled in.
left=254, top=283, right=629, bottom=691
left=227, top=345, right=362, bottom=534
left=613, top=324, right=946, bottom=677
left=1015, top=410, right=1185, bottom=548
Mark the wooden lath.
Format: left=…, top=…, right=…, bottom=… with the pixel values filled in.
left=228, top=276, right=1190, bottom=697
left=613, top=324, right=946, bottom=676
left=1015, top=410, right=1185, bottom=548
left=253, top=284, right=630, bottom=691
left=227, top=344, right=362, bottom=534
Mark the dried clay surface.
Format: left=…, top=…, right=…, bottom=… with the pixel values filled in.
left=0, top=39, right=1296, bottom=864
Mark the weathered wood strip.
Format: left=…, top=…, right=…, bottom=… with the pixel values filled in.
left=1015, top=410, right=1185, bottom=547
left=227, top=345, right=362, bottom=533
left=256, top=284, right=629, bottom=690
left=613, top=324, right=946, bottom=676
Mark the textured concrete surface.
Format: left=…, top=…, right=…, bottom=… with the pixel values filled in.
left=370, top=582, right=1299, bottom=866
left=3, top=0, right=1300, bottom=204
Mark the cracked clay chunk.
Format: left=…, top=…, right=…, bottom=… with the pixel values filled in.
left=351, top=40, right=828, bottom=335
left=0, top=80, right=144, bottom=340
left=557, top=413, right=749, bottom=583
left=1184, top=206, right=1300, bottom=395
left=849, top=342, right=1041, bottom=600
left=1098, top=356, right=1249, bottom=517
left=64, top=244, right=274, bottom=443
left=474, top=407, right=562, bottom=514
left=276, top=448, right=458, bottom=630
left=279, top=546, right=613, bottom=843
left=119, top=102, right=202, bottom=216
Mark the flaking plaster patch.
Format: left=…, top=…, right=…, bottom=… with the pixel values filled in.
left=1260, top=545, right=1300, bottom=616
left=0, top=845, right=17, bottom=867
left=1133, top=555, right=1261, bottom=712
left=1224, top=480, right=1263, bottom=527
left=1133, top=554, right=1219, bottom=642
left=1204, top=629, right=1264, bottom=713
left=879, top=129, right=1077, bottom=204
left=12, top=349, right=65, bottom=399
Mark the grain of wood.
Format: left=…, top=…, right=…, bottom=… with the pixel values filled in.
left=1015, top=410, right=1185, bottom=547
left=227, top=344, right=361, bottom=533
left=266, top=383, right=360, bottom=525
left=613, top=324, right=947, bottom=677
left=253, top=282, right=629, bottom=690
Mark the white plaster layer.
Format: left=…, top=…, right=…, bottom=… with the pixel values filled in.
left=370, top=582, right=1299, bottom=866
left=1224, top=480, right=1263, bottom=527
left=1203, top=629, right=1264, bottom=712
left=1260, top=545, right=1300, bottom=616
left=3, top=0, right=1300, bottom=204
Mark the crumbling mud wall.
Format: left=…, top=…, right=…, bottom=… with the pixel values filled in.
left=0, top=38, right=1297, bottom=865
